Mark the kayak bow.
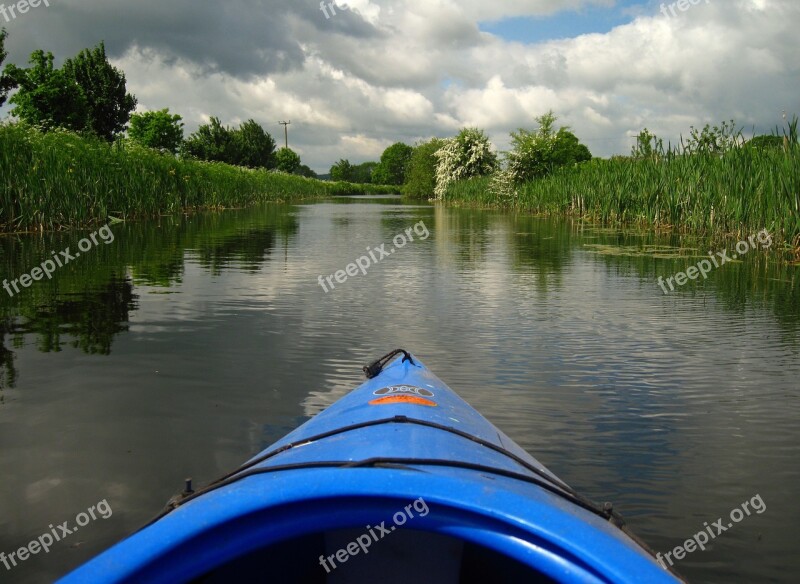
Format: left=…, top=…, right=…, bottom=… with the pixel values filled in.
left=60, top=350, right=682, bottom=583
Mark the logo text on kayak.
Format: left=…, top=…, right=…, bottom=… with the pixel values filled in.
left=373, top=385, right=434, bottom=398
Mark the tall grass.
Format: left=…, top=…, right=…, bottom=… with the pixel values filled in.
left=0, top=123, right=397, bottom=232
left=444, top=144, right=800, bottom=244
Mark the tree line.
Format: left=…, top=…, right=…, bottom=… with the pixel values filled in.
left=0, top=30, right=315, bottom=177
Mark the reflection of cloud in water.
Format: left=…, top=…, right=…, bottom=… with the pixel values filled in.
left=25, top=477, right=63, bottom=503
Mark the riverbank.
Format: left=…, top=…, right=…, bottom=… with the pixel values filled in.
left=0, top=123, right=397, bottom=233
left=440, top=145, right=800, bottom=252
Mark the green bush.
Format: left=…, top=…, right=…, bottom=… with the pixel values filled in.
left=403, top=138, right=445, bottom=199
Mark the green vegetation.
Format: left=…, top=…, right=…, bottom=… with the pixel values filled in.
left=128, top=108, right=184, bottom=153
left=402, top=114, right=799, bottom=247
left=505, top=111, right=591, bottom=183
left=0, top=123, right=396, bottom=232
left=330, top=159, right=354, bottom=181
left=0, top=29, right=14, bottom=108
left=183, top=117, right=278, bottom=170
left=330, top=143, right=411, bottom=185
left=404, top=138, right=445, bottom=199
left=351, top=161, right=378, bottom=184
left=443, top=134, right=800, bottom=244
left=4, top=42, right=136, bottom=140
left=275, top=147, right=301, bottom=174
left=372, top=142, right=413, bottom=185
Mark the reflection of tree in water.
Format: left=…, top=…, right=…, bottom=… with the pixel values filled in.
left=15, top=277, right=137, bottom=356
left=192, top=228, right=278, bottom=274
left=0, top=318, right=19, bottom=391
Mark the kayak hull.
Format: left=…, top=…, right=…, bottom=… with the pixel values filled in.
left=59, top=353, right=680, bottom=583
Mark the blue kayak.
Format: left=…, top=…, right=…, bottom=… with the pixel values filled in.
left=60, top=350, right=682, bottom=583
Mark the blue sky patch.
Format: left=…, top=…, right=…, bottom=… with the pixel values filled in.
left=479, top=0, right=648, bottom=43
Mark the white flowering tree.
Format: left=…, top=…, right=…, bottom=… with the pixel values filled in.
left=434, top=128, right=498, bottom=198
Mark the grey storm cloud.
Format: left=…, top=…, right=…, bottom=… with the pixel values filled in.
left=3, top=0, right=379, bottom=77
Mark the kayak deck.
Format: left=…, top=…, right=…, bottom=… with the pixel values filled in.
left=59, top=351, right=681, bottom=583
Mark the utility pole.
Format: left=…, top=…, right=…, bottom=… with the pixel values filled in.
left=278, top=121, right=291, bottom=149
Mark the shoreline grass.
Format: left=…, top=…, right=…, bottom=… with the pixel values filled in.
left=0, top=123, right=398, bottom=233
left=441, top=146, right=800, bottom=253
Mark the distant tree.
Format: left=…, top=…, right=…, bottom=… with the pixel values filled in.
left=128, top=109, right=184, bottom=153
left=294, top=164, right=318, bottom=179
left=403, top=138, right=445, bottom=199
left=275, top=147, right=301, bottom=173
left=61, top=42, right=137, bottom=141
left=434, top=128, right=497, bottom=198
left=746, top=134, right=784, bottom=151
left=631, top=128, right=664, bottom=160
left=552, top=129, right=592, bottom=166
left=0, top=29, right=16, bottom=108
left=4, top=50, right=89, bottom=132
left=373, top=142, right=413, bottom=185
left=505, top=111, right=592, bottom=183
left=682, top=120, right=743, bottom=155
left=233, top=119, right=277, bottom=169
left=330, top=159, right=354, bottom=181
left=183, top=117, right=239, bottom=164
left=351, top=161, right=378, bottom=184
left=184, top=118, right=278, bottom=168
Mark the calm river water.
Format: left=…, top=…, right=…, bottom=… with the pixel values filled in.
left=1, top=196, right=798, bottom=583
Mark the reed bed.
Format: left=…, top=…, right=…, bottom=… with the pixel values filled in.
left=0, top=123, right=397, bottom=232
left=444, top=145, right=800, bottom=245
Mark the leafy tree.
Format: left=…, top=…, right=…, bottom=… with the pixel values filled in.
left=183, top=117, right=239, bottom=164
left=351, top=161, right=378, bottom=184
left=184, top=117, right=278, bottom=168
left=330, top=159, right=354, bottom=181
left=128, top=109, right=184, bottom=153
left=403, top=138, right=445, bottom=199
left=434, top=128, right=497, bottom=198
left=746, top=134, right=785, bottom=151
left=294, top=164, right=318, bottom=179
left=275, top=147, right=301, bottom=174
left=631, top=128, right=664, bottom=160
left=682, top=120, right=743, bottom=155
left=4, top=50, right=89, bottom=132
left=61, top=42, right=137, bottom=141
left=505, top=111, right=592, bottom=183
left=552, top=129, right=592, bottom=165
left=0, top=29, right=16, bottom=108
left=373, top=142, right=413, bottom=185
left=233, top=119, right=276, bottom=169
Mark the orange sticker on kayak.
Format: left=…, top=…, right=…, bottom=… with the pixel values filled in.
left=369, top=395, right=438, bottom=407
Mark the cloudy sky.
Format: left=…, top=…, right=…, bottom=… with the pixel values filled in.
left=2, top=0, right=798, bottom=172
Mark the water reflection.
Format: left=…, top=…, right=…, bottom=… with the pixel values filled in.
left=0, top=200, right=798, bottom=584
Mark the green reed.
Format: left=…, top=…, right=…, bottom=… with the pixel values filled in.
left=0, top=123, right=397, bottom=232
left=444, top=144, right=800, bottom=244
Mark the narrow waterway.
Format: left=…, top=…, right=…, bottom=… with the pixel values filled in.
left=1, top=196, right=798, bottom=583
